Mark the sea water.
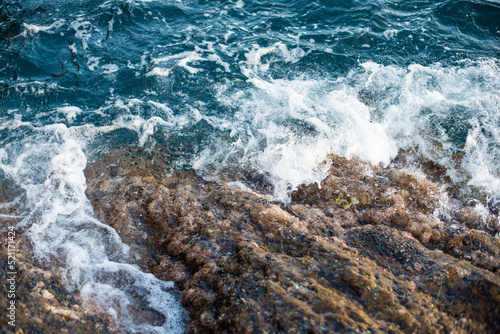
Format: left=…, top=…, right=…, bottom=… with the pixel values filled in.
left=0, top=0, right=499, bottom=332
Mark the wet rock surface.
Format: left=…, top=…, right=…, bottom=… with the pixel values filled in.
left=1, top=167, right=111, bottom=333
left=0, top=218, right=111, bottom=334
left=84, top=148, right=500, bottom=334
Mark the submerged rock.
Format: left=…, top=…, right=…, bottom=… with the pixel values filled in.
left=84, top=147, right=500, bottom=333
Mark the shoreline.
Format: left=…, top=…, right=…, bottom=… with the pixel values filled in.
left=2, top=145, right=499, bottom=332
left=83, top=147, right=499, bottom=332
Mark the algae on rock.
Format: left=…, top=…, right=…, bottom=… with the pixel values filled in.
left=84, top=148, right=500, bottom=333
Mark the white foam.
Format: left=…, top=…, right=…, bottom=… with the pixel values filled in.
left=194, top=76, right=397, bottom=201
left=0, top=213, right=25, bottom=219
left=70, top=19, right=93, bottom=50
left=235, top=0, right=245, bottom=9
left=1, top=122, right=187, bottom=333
left=102, top=64, right=120, bottom=74
left=242, top=44, right=277, bottom=75
left=11, top=81, right=62, bottom=97
left=57, top=106, right=82, bottom=122
left=383, top=29, right=399, bottom=39
left=177, top=52, right=204, bottom=73
left=87, top=57, right=101, bottom=71
left=241, top=42, right=306, bottom=77
left=22, top=19, right=65, bottom=36
left=108, top=17, right=114, bottom=33
left=463, top=118, right=500, bottom=206
left=151, top=50, right=204, bottom=74
left=192, top=58, right=500, bottom=207
left=361, top=59, right=500, bottom=205
left=146, top=67, right=173, bottom=77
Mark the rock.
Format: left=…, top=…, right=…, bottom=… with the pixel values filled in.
left=84, top=147, right=500, bottom=333
left=0, top=218, right=111, bottom=334
left=293, top=155, right=500, bottom=272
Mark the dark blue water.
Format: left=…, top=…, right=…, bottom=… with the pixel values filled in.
left=1, top=0, right=499, bottom=332
left=1, top=0, right=499, bottom=109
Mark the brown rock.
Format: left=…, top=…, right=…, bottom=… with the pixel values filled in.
left=84, top=147, right=500, bottom=333
left=0, top=220, right=111, bottom=334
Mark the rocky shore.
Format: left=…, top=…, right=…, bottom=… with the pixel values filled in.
left=80, top=147, right=499, bottom=333
left=2, top=145, right=499, bottom=333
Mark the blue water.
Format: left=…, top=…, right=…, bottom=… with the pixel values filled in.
left=1, top=0, right=499, bottom=332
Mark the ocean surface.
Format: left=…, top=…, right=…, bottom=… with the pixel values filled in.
left=1, top=0, right=499, bottom=332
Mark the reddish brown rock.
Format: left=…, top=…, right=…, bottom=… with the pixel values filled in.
left=84, top=147, right=500, bottom=333
left=0, top=218, right=111, bottom=334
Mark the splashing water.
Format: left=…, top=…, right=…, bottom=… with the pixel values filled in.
left=1, top=0, right=499, bottom=331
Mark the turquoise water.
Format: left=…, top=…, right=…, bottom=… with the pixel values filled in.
left=1, top=0, right=499, bottom=332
